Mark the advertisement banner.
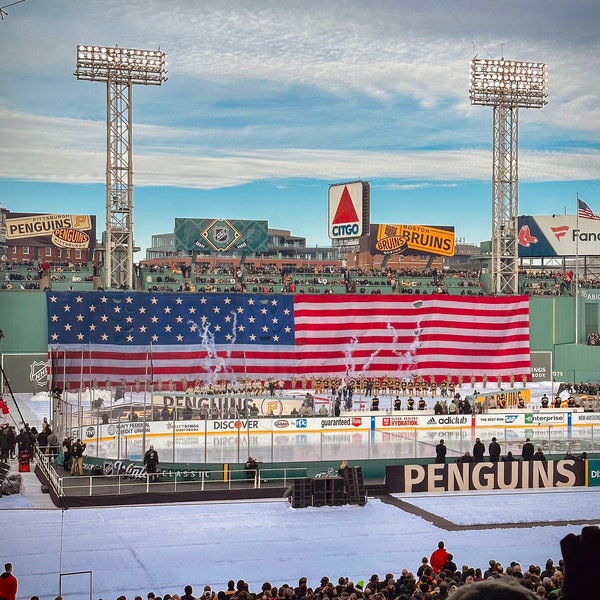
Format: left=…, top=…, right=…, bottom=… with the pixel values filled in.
left=4, top=212, right=96, bottom=250
left=530, top=351, right=553, bottom=382
left=572, top=413, right=600, bottom=426
left=518, top=215, right=600, bottom=257
left=369, top=224, right=455, bottom=257
left=386, top=460, right=585, bottom=493
left=174, top=218, right=268, bottom=253
left=473, top=411, right=567, bottom=427
left=328, top=181, right=370, bottom=240
left=588, top=459, right=600, bottom=487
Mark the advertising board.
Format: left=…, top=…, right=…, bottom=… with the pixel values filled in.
left=369, top=224, right=455, bottom=257
left=386, top=460, right=585, bottom=493
left=174, top=218, right=268, bottom=253
left=328, top=181, right=370, bottom=240
left=519, top=215, right=600, bottom=257
left=3, top=211, right=96, bottom=250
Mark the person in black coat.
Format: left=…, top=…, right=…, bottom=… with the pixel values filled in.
left=435, top=439, right=447, bottom=464
left=245, top=456, right=259, bottom=481
left=459, top=451, right=474, bottom=464
left=488, top=437, right=501, bottom=462
left=143, top=445, right=160, bottom=481
left=522, top=437, right=535, bottom=461
left=61, top=436, right=73, bottom=471
left=533, top=447, right=547, bottom=461
left=442, top=553, right=458, bottom=574
left=473, top=437, right=485, bottom=462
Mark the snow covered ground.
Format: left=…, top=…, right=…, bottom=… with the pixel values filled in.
left=2, top=480, right=600, bottom=600
left=2, top=382, right=599, bottom=600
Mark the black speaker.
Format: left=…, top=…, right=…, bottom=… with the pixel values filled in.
left=290, top=478, right=312, bottom=509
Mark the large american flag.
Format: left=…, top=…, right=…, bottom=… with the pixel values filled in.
left=47, top=291, right=530, bottom=390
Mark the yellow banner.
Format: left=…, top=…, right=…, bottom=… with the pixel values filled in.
left=373, top=224, right=455, bottom=257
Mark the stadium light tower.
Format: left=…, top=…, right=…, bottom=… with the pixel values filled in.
left=470, top=58, right=547, bottom=295
left=75, top=45, right=167, bottom=289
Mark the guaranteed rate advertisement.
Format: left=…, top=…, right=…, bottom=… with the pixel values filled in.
left=370, top=224, right=455, bottom=257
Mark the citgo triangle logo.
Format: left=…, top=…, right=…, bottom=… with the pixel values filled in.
left=333, top=186, right=360, bottom=224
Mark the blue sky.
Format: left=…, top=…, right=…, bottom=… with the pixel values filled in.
left=1, top=0, right=599, bottom=256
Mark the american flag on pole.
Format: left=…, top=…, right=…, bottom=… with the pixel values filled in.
left=47, top=291, right=530, bottom=390
left=578, top=198, right=600, bottom=220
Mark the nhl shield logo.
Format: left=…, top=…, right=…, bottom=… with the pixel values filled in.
left=30, top=360, right=48, bottom=388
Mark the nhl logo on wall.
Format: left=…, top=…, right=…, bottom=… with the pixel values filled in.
left=215, top=226, right=229, bottom=243
left=29, top=361, right=48, bottom=389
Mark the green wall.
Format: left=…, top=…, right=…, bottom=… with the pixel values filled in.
left=0, top=291, right=47, bottom=352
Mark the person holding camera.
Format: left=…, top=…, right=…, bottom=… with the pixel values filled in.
left=245, top=456, right=259, bottom=482
left=70, top=438, right=86, bottom=476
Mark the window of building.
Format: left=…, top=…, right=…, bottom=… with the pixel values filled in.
left=45, top=247, right=52, bottom=257
left=23, top=246, right=29, bottom=255
left=75, top=249, right=82, bottom=260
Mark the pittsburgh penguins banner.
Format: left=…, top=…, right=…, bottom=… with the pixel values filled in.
left=386, top=460, right=585, bottom=493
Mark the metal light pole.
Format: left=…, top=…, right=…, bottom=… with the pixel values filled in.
left=470, top=58, right=547, bottom=295
left=75, top=45, right=167, bottom=290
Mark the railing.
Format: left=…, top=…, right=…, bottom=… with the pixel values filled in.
left=58, top=466, right=308, bottom=496
left=32, top=446, right=66, bottom=498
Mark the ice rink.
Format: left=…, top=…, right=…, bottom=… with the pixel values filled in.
left=8, top=382, right=597, bottom=465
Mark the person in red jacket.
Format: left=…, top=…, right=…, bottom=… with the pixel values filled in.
left=430, top=541, right=449, bottom=574
left=0, top=562, right=18, bottom=600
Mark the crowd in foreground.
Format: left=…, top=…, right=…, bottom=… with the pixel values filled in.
left=2, top=526, right=599, bottom=600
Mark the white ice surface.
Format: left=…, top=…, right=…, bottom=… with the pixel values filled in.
left=2, top=382, right=598, bottom=600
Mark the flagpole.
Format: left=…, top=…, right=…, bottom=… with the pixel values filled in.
left=142, top=349, right=148, bottom=455
left=575, top=193, right=580, bottom=344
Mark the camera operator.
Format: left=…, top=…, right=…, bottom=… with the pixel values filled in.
left=245, top=456, right=259, bottom=483
left=70, top=438, right=86, bottom=476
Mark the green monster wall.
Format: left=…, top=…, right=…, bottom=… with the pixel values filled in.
left=1, top=291, right=599, bottom=383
